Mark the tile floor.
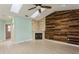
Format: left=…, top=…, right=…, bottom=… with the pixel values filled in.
left=0, top=39, right=79, bottom=54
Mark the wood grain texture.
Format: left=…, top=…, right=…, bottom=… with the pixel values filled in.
left=45, top=9, right=79, bottom=45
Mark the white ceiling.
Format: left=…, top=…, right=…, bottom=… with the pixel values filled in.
left=0, top=4, right=79, bottom=20
left=36, top=4, right=79, bottom=20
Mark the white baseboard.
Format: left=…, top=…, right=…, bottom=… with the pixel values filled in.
left=15, top=39, right=32, bottom=44
left=46, top=39, right=79, bottom=48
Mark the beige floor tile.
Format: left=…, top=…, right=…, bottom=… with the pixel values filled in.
left=0, top=40, right=79, bottom=54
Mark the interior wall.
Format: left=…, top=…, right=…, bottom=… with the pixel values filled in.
left=0, top=16, right=32, bottom=42
left=38, top=18, right=45, bottom=32
left=0, top=19, right=12, bottom=41
left=32, top=18, right=45, bottom=40
left=0, top=20, right=5, bottom=41
left=13, top=16, right=32, bottom=43
left=45, top=9, right=79, bottom=45
left=5, top=19, right=12, bottom=24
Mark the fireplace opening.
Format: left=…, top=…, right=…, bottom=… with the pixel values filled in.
left=35, top=33, right=42, bottom=40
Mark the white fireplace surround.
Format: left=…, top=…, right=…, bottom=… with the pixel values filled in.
left=32, top=31, right=45, bottom=40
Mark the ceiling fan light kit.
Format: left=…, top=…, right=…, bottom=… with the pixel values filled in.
left=30, top=10, right=40, bottom=18
left=25, top=4, right=52, bottom=18
left=28, top=4, right=52, bottom=13
left=10, top=4, right=52, bottom=19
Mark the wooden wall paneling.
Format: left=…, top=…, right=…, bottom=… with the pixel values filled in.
left=45, top=9, right=79, bottom=45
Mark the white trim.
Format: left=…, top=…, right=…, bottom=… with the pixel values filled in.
left=15, top=39, right=33, bottom=44
left=4, top=24, right=5, bottom=40
left=4, top=24, right=12, bottom=40
left=46, top=39, right=79, bottom=48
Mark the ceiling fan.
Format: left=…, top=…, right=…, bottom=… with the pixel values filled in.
left=28, top=4, right=52, bottom=13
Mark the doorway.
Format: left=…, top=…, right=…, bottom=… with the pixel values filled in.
left=5, top=24, right=11, bottom=40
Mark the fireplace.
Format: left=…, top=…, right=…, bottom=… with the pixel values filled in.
left=35, top=33, right=42, bottom=40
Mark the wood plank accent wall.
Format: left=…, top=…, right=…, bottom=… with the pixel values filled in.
left=45, top=9, right=79, bottom=45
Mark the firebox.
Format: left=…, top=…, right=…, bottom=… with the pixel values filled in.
left=35, top=33, right=42, bottom=40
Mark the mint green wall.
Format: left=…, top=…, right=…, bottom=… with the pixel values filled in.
left=5, top=20, right=12, bottom=24
left=0, top=19, right=12, bottom=41
left=14, top=17, right=32, bottom=42
left=0, top=20, right=5, bottom=41
left=0, top=16, right=32, bottom=42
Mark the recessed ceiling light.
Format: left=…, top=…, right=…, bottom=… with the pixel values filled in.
left=11, top=4, right=23, bottom=14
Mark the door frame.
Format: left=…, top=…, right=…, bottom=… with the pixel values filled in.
left=4, top=24, right=12, bottom=40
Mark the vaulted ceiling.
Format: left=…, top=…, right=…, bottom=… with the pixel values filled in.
left=0, top=4, right=79, bottom=20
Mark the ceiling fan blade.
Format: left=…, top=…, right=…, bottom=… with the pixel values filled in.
left=34, top=4, right=42, bottom=6
left=39, top=9, right=41, bottom=13
left=28, top=7, right=36, bottom=10
left=41, top=6, right=52, bottom=9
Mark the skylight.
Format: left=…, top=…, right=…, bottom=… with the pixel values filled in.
left=30, top=10, right=40, bottom=18
left=11, top=4, right=23, bottom=14
left=30, top=8, right=45, bottom=18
